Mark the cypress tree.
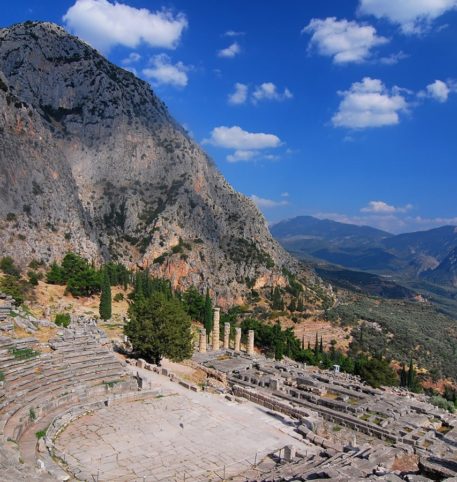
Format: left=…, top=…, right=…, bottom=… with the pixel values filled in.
left=288, top=298, right=297, bottom=312
left=99, top=270, right=112, bottom=320
left=134, top=272, right=144, bottom=300
left=203, top=289, right=213, bottom=335
left=272, top=287, right=284, bottom=310
left=400, top=364, right=407, bottom=387
left=407, top=358, right=415, bottom=390
left=319, top=336, right=324, bottom=353
left=314, top=333, right=319, bottom=357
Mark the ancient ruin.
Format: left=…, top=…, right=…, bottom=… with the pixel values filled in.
left=1, top=293, right=457, bottom=481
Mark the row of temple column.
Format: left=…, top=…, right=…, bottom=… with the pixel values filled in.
left=198, top=307, right=255, bottom=356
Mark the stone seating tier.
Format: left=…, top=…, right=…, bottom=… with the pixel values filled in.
left=0, top=359, right=125, bottom=415
left=0, top=334, right=131, bottom=444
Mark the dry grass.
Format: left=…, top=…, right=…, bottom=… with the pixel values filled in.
left=29, top=281, right=130, bottom=322
left=287, top=318, right=352, bottom=352
left=13, top=323, right=58, bottom=344
left=12, top=325, right=31, bottom=339
left=99, top=321, right=125, bottom=341
left=33, top=326, right=58, bottom=343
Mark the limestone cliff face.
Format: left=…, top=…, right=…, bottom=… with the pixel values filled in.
left=0, top=21, right=297, bottom=304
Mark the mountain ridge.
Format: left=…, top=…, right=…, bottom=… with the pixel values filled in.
left=0, top=21, right=301, bottom=305
left=271, top=215, right=457, bottom=287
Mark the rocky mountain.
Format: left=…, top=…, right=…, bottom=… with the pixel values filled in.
left=0, top=21, right=297, bottom=305
left=423, top=246, right=457, bottom=287
left=271, top=216, right=457, bottom=284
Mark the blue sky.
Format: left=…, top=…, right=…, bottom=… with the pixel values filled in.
left=2, top=0, right=457, bottom=233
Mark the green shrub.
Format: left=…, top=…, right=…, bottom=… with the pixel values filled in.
left=113, top=293, right=124, bottom=302
left=0, top=371, right=4, bottom=382
left=54, top=313, right=71, bottom=328
left=0, top=275, right=27, bottom=304
left=27, top=271, right=40, bottom=286
left=46, top=262, right=65, bottom=284
left=431, top=395, right=455, bottom=413
left=35, top=429, right=46, bottom=440
left=29, top=408, right=36, bottom=421
left=0, top=256, right=20, bottom=277
left=103, top=380, right=120, bottom=388
left=153, top=254, right=167, bottom=265
left=28, top=259, right=44, bottom=270
left=10, top=347, right=39, bottom=360
left=6, top=213, right=16, bottom=222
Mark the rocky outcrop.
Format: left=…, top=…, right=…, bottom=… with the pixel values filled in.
left=0, top=21, right=300, bottom=305
left=423, top=246, right=457, bottom=287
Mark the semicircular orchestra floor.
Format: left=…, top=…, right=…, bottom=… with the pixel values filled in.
left=54, top=376, right=313, bottom=481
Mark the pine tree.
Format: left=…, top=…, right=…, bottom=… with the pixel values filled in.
left=297, top=296, right=304, bottom=312
left=125, top=292, right=193, bottom=365
left=99, top=270, right=112, bottom=320
left=203, top=288, right=213, bottom=335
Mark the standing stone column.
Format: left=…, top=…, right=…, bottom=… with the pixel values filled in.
left=247, top=330, right=255, bottom=356
left=212, top=307, right=220, bottom=350
left=235, top=327, right=241, bottom=352
left=199, top=328, right=207, bottom=353
left=223, top=323, right=230, bottom=349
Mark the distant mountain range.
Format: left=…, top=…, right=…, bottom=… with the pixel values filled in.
left=271, top=216, right=457, bottom=287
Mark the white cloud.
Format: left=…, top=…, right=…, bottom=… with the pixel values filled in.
left=205, top=126, right=281, bottom=150
left=303, top=17, right=388, bottom=64
left=142, top=54, right=189, bottom=87
left=263, top=154, right=280, bottom=161
left=315, top=211, right=457, bottom=233
left=361, top=201, right=413, bottom=213
left=218, top=42, right=241, bottom=58
left=281, top=192, right=289, bottom=197
left=421, top=79, right=451, bottom=102
left=228, top=83, right=248, bottom=105
left=379, top=51, right=408, bottom=65
left=358, top=0, right=457, bottom=34
left=251, top=195, right=288, bottom=209
left=332, top=77, right=409, bottom=129
left=226, top=150, right=258, bottom=163
left=122, top=52, right=141, bottom=65
left=252, top=83, right=293, bottom=103
left=224, top=30, right=245, bottom=37
left=63, top=0, right=187, bottom=53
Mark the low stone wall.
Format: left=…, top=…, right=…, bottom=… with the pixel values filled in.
left=297, top=424, right=341, bottom=452
left=232, top=385, right=312, bottom=421
left=231, top=377, right=397, bottom=444
left=188, top=361, right=228, bottom=384
left=126, top=358, right=200, bottom=392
